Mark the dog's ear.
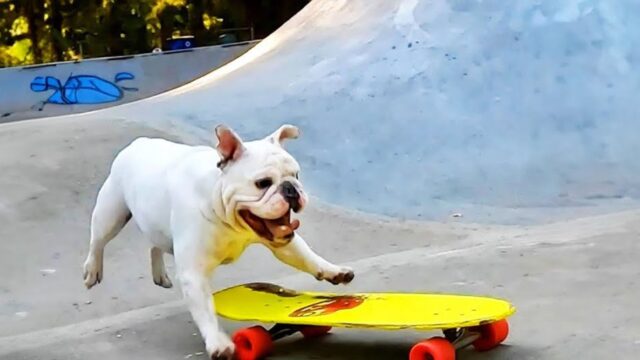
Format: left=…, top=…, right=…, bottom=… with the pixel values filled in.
left=267, top=124, right=299, bottom=146
left=215, top=125, right=244, bottom=168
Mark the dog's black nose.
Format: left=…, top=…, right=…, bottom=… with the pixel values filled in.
left=281, top=181, right=301, bottom=212
left=281, top=181, right=299, bottom=200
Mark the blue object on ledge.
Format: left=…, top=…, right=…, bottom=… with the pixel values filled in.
left=165, top=36, right=195, bottom=51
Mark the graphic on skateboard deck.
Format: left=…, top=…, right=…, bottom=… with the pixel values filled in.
left=214, top=282, right=516, bottom=360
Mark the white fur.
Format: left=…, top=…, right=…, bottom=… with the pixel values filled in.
left=82, top=126, right=353, bottom=359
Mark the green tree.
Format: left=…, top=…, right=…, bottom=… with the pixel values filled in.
left=22, top=0, right=45, bottom=63
left=0, top=0, right=309, bottom=68
left=48, top=0, right=65, bottom=62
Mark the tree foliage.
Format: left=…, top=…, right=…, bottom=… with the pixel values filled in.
left=0, top=0, right=309, bottom=67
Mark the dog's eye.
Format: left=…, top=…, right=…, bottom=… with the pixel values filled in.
left=255, top=178, right=273, bottom=189
left=295, top=173, right=299, bottom=179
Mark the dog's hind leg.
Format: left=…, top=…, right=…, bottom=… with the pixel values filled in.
left=151, top=247, right=173, bottom=288
left=83, top=176, right=131, bottom=289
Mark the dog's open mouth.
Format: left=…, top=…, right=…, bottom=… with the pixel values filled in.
left=239, top=209, right=300, bottom=242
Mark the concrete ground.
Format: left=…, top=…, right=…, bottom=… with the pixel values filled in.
left=1, top=116, right=639, bottom=359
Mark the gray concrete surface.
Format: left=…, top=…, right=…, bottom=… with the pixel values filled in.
left=2, top=0, right=640, bottom=359
left=1, top=116, right=639, bottom=359
left=0, top=41, right=256, bottom=122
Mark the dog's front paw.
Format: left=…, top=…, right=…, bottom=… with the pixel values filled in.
left=207, top=331, right=235, bottom=360
left=82, top=255, right=103, bottom=289
left=316, top=266, right=355, bottom=285
left=153, top=272, right=173, bottom=289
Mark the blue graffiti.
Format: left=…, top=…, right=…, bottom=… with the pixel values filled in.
left=30, top=72, right=138, bottom=106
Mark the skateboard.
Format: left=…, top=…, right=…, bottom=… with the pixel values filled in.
left=213, top=282, right=516, bottom=360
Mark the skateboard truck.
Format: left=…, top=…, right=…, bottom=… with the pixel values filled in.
left=266, top=323, right=332, bottom=341
left=444, top=328, right=482, bottom=349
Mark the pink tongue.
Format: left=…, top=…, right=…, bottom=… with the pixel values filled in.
left=291, top=219, right=300, bottom=230
left=264, top=217, right=300, bottom=238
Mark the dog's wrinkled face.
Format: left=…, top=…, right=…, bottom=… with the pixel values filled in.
left=215, top=124, right=308, bottom=247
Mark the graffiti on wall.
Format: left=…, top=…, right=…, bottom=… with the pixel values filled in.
left=30, top=72, right=138, bottom=107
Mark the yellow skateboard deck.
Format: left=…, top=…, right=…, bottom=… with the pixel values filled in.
left=214, top=282, right=515, bottom=330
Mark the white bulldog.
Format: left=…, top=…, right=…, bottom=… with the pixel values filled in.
left=82, top=124, right=354, bottom=359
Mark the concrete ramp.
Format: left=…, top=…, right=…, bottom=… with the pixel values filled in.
left=0, top=42, right=256, bottom=122
left=91, top=0, right=640, bottom=224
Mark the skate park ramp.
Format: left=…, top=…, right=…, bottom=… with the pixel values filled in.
left=93, top=0, right=640, bottom=225
left=2, top=1, right=640, bottom=360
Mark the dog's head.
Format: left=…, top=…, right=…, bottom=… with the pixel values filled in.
left=215, top=124, right=308, bottom=247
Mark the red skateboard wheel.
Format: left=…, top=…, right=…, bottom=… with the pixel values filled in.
left=232, top=326, right=273, bottom=360
left=409, top=337, right=455, bottom=360
left=471, top=319, right=509, bottom=351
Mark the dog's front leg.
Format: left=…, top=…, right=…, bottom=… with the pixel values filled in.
left=173, top=229, right=234, bottom=359
left=269, top=234, right=354, bottom=285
